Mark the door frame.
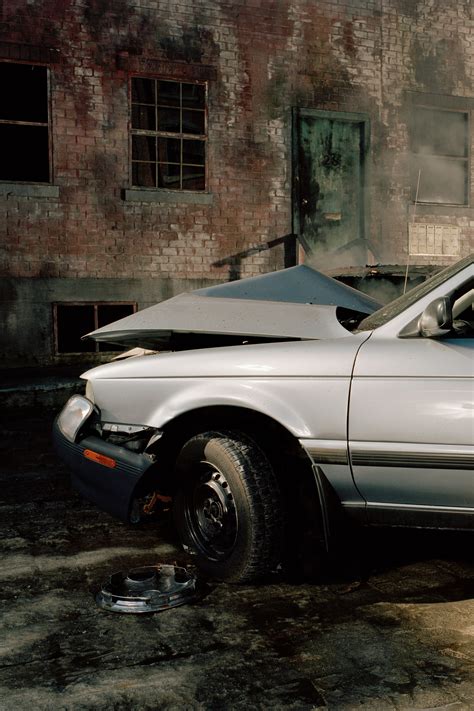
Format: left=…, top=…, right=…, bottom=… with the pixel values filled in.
left=291, top=108, right=371, bottom=258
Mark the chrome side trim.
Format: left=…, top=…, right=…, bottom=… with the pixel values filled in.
left=305, top=442, right=348, bottom=465
left=305, top=441, right=474, bottom=470
left=366, top=502, right=474, bottom=515
left=351, top=450, right=473, bottom=470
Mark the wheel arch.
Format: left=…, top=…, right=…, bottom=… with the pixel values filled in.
left=152, top=404, right=309, bottom=488
left=136, top=405, right=332, bottom=575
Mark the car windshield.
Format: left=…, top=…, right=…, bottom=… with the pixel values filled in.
left=357, top=254, right=474, bottom=331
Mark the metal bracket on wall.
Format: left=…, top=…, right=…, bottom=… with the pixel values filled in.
left=212, top=232, right=298, bottom=281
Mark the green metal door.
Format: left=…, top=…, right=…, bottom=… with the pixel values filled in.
left=294, top=110, right=368, bottom=259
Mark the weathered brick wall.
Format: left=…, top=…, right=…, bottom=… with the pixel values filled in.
left=0, top=0, right=293, bottom=284
left=0, top=0, right=473, bottom=365
left=375, top=0, right=474, bottom=264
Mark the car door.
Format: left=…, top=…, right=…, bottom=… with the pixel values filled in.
left=348, top=267, right=474, bottom=528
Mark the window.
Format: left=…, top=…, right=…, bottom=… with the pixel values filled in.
left=0, top=62, right=50, bottom=183
left=54, top=303, right=136, bottom=354
left=131, top=77, right=206, bottom=191
left=411, top=107, right=469, bottom=205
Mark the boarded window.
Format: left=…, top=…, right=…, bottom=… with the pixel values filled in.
left=54, top=303, right=136, bottom=354
left=131, top=78, right=207, bottom=191
left=0, top=63, right=50, bottom=182
left=411, top=108, right=468, bottom=205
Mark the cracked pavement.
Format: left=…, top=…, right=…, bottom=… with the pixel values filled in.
left=1, top=409, right=474, bottom=710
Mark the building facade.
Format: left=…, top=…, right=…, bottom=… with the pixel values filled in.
left=1, top=0, right=473, bottom=367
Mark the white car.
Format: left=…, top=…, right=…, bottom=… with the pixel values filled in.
left=54, top=255, right=474, bottom=582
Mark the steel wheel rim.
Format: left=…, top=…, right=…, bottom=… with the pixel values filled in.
left=184, top=460, right=238, bottom=561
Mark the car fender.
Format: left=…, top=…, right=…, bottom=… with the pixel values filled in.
left=146, top=378, right=318, bottom=438
left=88, top=341, right=364, bottom=463
left=142, top=377, right=361, bottom=546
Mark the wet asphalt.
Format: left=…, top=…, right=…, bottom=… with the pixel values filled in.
left=1, top=409, right=474, bottom=710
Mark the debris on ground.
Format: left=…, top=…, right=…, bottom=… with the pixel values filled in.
left=96, top=564, right=198, bottom=614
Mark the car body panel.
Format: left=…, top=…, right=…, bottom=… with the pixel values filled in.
left=56, top=255, right=474, bottom=542
left=349, top=341, right=474, bottom=511
left=84, top=264, right=380, bottom=350
left=83, top=335, right=372, bottom=507
left=84, top=335, right=370, bottom=440
left=53, top=425, right=153, bottom=521
left=349, top=260, right=474, bottom=519
left=350, top=345, right=473, bottom=441
left=85, top=297, right=355, bottom=349
left=194, top=263, right=380, bottom=310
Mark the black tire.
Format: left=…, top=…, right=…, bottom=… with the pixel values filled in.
left=173, top=431, right=283, bottom=583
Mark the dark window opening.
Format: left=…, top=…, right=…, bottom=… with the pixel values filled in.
left=54, top=303, right=136, bottom=354
left=0, top=63, right=50, bottom=183
left=131, top=77, right=206, bottom=191
left=411, top=107, right=468, bottom=205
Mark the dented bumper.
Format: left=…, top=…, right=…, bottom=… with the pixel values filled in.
left=53, top=397, right=155, bottom=522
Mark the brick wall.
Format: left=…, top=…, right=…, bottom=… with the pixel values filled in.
left=0, top=0, right=473, bottom=365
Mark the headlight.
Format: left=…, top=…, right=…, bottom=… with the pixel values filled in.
left=57, top=395, right=94, bottom=443
left=85, top=380, right=95, bottom=403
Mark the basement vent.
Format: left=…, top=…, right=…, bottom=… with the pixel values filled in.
left=54, top=302, right=137, bottom=354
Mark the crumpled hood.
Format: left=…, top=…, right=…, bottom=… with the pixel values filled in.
left=84, top=264, right=381, bottom=350
left=82, top=332, right=370, bottom=383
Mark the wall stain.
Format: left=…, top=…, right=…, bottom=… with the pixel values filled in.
left=412, top=37, right=471, bottom=93
left=391, top=0, right=421, bottom=18
left=160, top=27, right=218, bottom=64
left=83, top=0, right=131, bottom=42
left=342, top=21, right=356, bottom=59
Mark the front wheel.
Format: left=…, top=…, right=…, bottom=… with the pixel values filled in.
left=173, top=431, right=283, bottom=583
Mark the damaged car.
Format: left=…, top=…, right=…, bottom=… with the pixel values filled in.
left=53, top=256, right=474, bottom=582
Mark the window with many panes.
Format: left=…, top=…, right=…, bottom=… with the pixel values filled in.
left=54, top=303, right=136, bottom=354
left=131, top=77, right=206, bottom=191
left=0, top=62, right=50, bottom=183
left=411, top=107, right=469, bottom=205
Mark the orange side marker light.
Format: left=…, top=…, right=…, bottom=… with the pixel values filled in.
left=83, top=449, right=117, bottom=468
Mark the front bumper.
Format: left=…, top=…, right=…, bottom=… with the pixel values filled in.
left=53, top=398, right=155, bottom=522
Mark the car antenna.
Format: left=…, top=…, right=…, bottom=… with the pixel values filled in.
left=404, top=169, right=421, bottom=295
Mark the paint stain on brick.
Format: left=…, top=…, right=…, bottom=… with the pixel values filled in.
left=412, top=37, right=471, bottom=93
left=342, top=21, right=356, bottom=58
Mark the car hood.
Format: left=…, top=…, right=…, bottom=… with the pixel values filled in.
left=85, top=264, right=381, bottom=350
left=82, top=332, right=371, bottom=383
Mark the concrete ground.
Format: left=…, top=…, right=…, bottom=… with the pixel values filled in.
left=1, top=407, right=474, bottom=710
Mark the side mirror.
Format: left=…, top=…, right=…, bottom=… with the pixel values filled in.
left=399, top=296, right=453, bottom=339
left=418, top=296, right=453, bottom=338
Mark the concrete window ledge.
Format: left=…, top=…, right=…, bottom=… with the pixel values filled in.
left=123, top=188, right=213, bottom=205
left=0, top=183, right=60, bottom=198
left=408, top=203, right=474, bottom=218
